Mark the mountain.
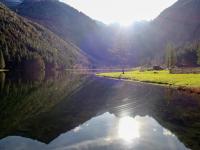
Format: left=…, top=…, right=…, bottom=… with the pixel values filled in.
left=5, top=0, right=200, bottom=67
left=155, top=0, right=200, bottom=43
left=15, top=0, right=117, bottom=67
left=0, top=3, right=88, bottom=70
left=115, top=0, right=200, bottom=66
left=140, top=0, right=200, bottom=65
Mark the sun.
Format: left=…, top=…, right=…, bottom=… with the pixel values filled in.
left=118, top=116, right=140, bottom=142
left=114, top=15, right=135, bottom=26
left=63, top=0, right=177, bottom=26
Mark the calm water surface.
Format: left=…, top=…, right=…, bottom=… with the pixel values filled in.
left=0, top=71, right=200, bottom=150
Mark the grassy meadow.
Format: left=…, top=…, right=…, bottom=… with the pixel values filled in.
left=97, top=70, right=200, bottom=89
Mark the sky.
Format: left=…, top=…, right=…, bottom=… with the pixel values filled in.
left=61, top=0, right=177, bottom=26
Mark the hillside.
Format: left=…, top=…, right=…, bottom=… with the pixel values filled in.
left=4, top=0, right=200, bottom=67
left=139, top=0, right=200, bottom=65
left=155, top=0, right=200, bottom=43
left=150, top=0, right=200, bottom=53
left=0, top=2, right=88, bottom=70
left=112, top=0, right=200, bottom=66
left=15, top=0, right=116, bottom=67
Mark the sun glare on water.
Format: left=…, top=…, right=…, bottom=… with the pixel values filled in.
left=118, top=116, right=140, bottom=142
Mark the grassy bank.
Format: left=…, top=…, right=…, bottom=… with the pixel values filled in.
left=97, top=70, right=200, bottom=93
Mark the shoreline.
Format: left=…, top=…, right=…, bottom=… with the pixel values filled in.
left=96, top=71, right=200, bottom=95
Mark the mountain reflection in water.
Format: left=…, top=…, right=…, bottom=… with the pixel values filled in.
left=0, top=113, right=188, bottom=150
left=0, top=71, right=200, bottom=150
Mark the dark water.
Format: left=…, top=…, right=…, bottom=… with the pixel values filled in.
left=0, top=71, right=200, bottom=150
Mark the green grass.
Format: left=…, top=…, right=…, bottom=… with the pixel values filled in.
left=97, top=70, right=200, bottom=88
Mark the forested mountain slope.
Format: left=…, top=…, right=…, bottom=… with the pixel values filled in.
left=3, top=0, right=200, bottom=67
left=0, top=3, right=88, bottom=70
left=15, top=0, right=116, bottom=66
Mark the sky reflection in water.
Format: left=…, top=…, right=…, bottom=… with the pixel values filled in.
left=0, top=112, right=188, bottom=150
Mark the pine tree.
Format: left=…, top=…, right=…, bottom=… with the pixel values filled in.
left=165, top=43, right=177, bottom=69
left=0, top=50, right=5, bottom=69
left=197, top=43, right=200, bottom=65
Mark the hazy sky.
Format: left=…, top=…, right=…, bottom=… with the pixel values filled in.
left=61, top=0, right=177, bottom=26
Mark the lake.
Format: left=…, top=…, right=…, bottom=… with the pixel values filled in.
left=0, top=71, right=200, bottom=150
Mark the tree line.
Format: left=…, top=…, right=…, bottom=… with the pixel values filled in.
left=165, top=41, right=200, bottom=68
